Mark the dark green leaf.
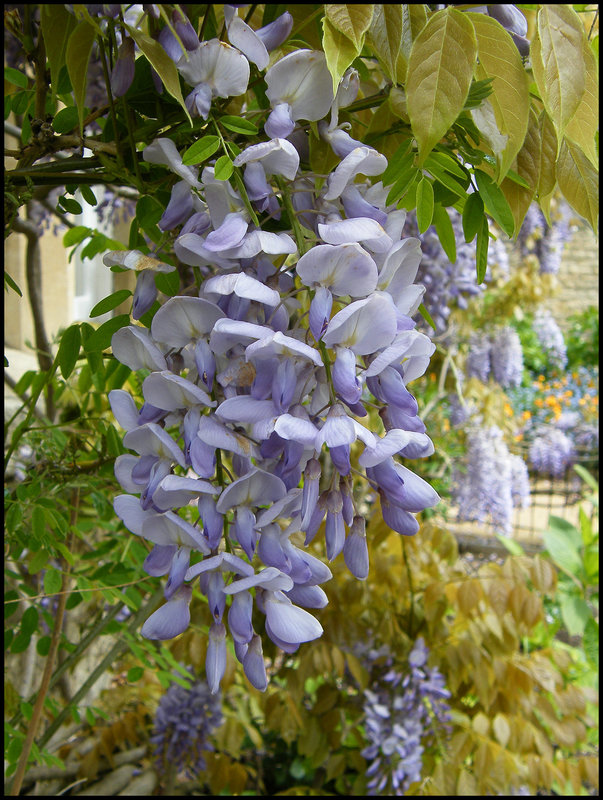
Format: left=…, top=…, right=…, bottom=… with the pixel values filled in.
left=58, top=196, right=83, bottom=215
left=462, top=192, right=485, bottom=242
left=220, top=115, right=258, bottom=135
left=127, top=666, right=144, bottom=682
left=4, top=67, right=28, bottom=89
left=40, top=4, right=78, bottom=95
left=89, top=290, right=132, bottom=318
left=475, top=215, right=489, bottom=283
left=583, top=617, right=598, bottom=669
left=424, top=154, right=469, bottom=197
left=37, top=636, right=52, bottom=656
left=20, top=606, right=39, bottom=638
left=57, top=323, right=81, bottom=379
left=52, top=105, right=80, bottom=134
left=473, top=168, right=515, bottom=237
left=386, top=166, right=420, bottom=205
left=83, top=315, right=130, bottom=353
left=380, top=139, right=414, bottom=186
left=417, top=303, right=437, bottom=331
left=155, top=270, right=180, bottom=297
left=44, top=568, right=63, bottom=597
left=28, top=550, right=49, bottom=575
left=11, top=90, right=34, bottom=115
left=4, top=271, right=22, bottom=297
left=416, top=177, right=434, bottom=233
left=214, top=154, right=234, bottom=181
left=181, top=135, right=220, bottom=165
left=65, top=19, right=97, bottom=133
left=80, top=184, right=97, bottom=206
left=432, top=204, right=456, bottom=262
left=136, top=195, right=164, bottom=230
left=32, top=506, right=47, bottom=540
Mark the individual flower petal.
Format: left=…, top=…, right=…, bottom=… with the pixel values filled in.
left=142, top=371, right=216, bottom=411
left=152, top=474, right=219, bottom=511
left=316, top=403, right=356, bottom=449
left=266, top=50, right=333, bottom=122
left=224, top=566, right=294, bottom=594
left=132, top=269, right=158, bottom=320
left=185, top=551, right=254, bottom=582
left=358, top=429, right=431, bottom=468
left=265, top=102, right=295, bottom=139
left=227, top=15, right=269, bottom=69
left=111, top=36, right=135, bottom=97
left=144, top=544, right=177, bottom=577
left=159, top=181, right=195, bottom=230
left=143, top=138, right=202, bottom=187
left=318, top=217, right=390, bottom=248
left=228, top=589, right=254, bottom=643
left=284, top=583, right=328, bottom=608
left=142, top=510, right=211, bottom=552
left=206, top=621, right=227, bottom=693
left=204, top=272, right=280, bottom=307
left=216, top=467, right=287, bottom=513
left=322, top=293, right=398, bottom=355
left=263, top=590, right=323, bottom=644
left=204, top=212, right=249, bottom=251
left=123, top=422, right=186, bottom=467
left=245, top=331, right=323, bottom=366
left=296, top=243, right=378, bottom=297
left=111, top=326, right=168, bottom=372
left=114, top=493, right=158, bottom=535
left=109, top=389, right=140, bottom=431
left=332, top=346, right=361, bottom=405
left=142, top=584, right=192, bottom=640
left=233, top=138, right=300, bottom=181
left=198, top=414, right=260, bottom=460
left=185, top=81, right=213, bottom=119
left=209, top=318, right=272, bottom=355
left=343, top=516, right=369, bottom=579
left=323, top=147, right=387, bottom=201
left=176, top=40, right=250, bottom=98
left=255, top=11, right=293, bottom=51
left=151, top=296, right=225, bottom=348
left=242, top=633, right=268, bottom=691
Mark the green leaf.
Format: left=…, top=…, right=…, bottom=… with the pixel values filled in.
left=4, top=67, right=28, bottom=89
left=52, top=105, right=80, bottom=134
left=85, top=707, right=96, bottom=726
left=65, top=19, right=96, bottom=134
left=466, top=12, right=530, bottom=181
left=127, top=666, right=144, bottom=682
left=573, top=463, right=599, bottom=493
left=155, top=270, right=180, bottom=297
left=214, top=154, right=233, bottom=181
left=406, top=8, right=477, bottom=164
left=44, top=568, right=63, bottom=597
left=325, top=4, right=374, bottom=51
left=559, top=591, right=590, bottom=637
left=416, top=177, right=434, bottom=233
left=220, top=115, right=258, bottom=135
left=89, top=290, right=132, bottom=318
left=28, top=550, right=49, bottom=575
left=80, top=185, right=97, bottom=206
left=473, top=168, right=515, bottom=236
left=83, top=314, right=130, bottom=353
left=500, top=108, right=540, bottom=235
left=418, top=303, right=437, bottom=332
left=583, top=617, right=599, bottom=669
left=532, top=5, right=588, bottom=150
left=475, top=214, right=489, bottom=284
left=385, top=166, right=420, bottom=205
left=381, top=140, right=414, bottom=187
left=37, top=636, right=51, bottom=656
left=322, top=16, right=360, bottom=95
left=181, top=135, right=220, bottom=166
left=63, top=225, right=91, bottom=247
left=4, top=271, right=22, bottom=297
left=556, top=138, right=599, bottom=232
left=423, top=154, right=469, bottom=198
left=58, top=196, right=83, bottom=215
left=495, top=533, right=525, bottom=556
left=40, top=4, right=78, bottom=97
left=20, top=606, right=39, bottom=638
left=366, top=4, right=403, bottom=84
left=432, top=204, right=456, bottom=262
left=543, top=527, right=582, bottom=578
left=125, top=24, right=192, bottom=126
left=136, top=195, right=164, bottom=230
left=462, top=192, right=484, bottom=242
left=56, top=324, right=81, bottom=380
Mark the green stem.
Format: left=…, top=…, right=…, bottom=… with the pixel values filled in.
left=35, top=585, right=165, bottom=753
left=402, top=537, right=415, bottom=639
left=275, top=176, right=308, bottom=256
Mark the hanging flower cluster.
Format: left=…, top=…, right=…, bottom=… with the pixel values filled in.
left=108, top=19, right=439, bottom=694
left=151, top=672, right=223, bottom=780
left=528, top=426, right=576, bottom=478
left=532, top=307, right=568, bottom=371
left=517, top=201, right=573, bottom=275
left=361, top=637, right=451, bottom=795
left=466, top=326, right=524, bottom=388
left=451, top=424, right=530, bottom=535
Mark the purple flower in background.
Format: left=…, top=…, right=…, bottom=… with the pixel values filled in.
left=532, top=308, right=567, bottom=370
left=529, top=426, right=576, bottom=477
left=466, top=334, right=492, bottom=383
left=151, top=671, right=222, bottom=780
left=361, top=638, right=451, bottom=795
left=490, top=326, right=524, bottom=388
left=452, top=424, right=530, bottom=536
left=517, top=201, right=573, bottom=275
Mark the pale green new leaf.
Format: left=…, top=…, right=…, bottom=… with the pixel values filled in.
left=500, top=109, right=540, bottom=237
left=40, top=5, right=78, bottom=96
left=125, top=24, right=192, bottom=126
left=416, top=177, right=434, bottom=233
left=556, top=139, right=599, bottom=232
left=406, top=8, right=477, bottom=165
left=399, top=3, right=429, bottom=83
left=322, top=17, right=360, bottom=96
left=65, top=20, right=97, bottom=134
left=537, top=110, right=558, bottom=223
left=532, top=6, right=587, bottom=150
left=466, top=12, right=529, bottom=182
left=366, top=5, right=403, bottom=84
left=565, top=40, right=599, bottom=169
left=325, top=4, right=373, bottom=51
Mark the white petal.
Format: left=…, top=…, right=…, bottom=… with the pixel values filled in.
left=228, top=17, right=270, bottom=69
left=264, top=591, right=323, bottom=643
left=151, top=296, right=225, bottom=348
left=233, top=138, right=299, bottom=181
left=111, top=326, right=167, bottom=372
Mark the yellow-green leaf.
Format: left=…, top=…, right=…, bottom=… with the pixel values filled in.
left=493, top=713, right=511, bottom=748
left=399, top=1, right=430, bottom=83
left=322, top=17, right=360, bottom=96
left=125, top=24, right=192, bottom=126
left=366, top=5, right=403, bottom=84
left=556, top=139, right=599, bottom=232
left=416, top=176, right=434, bottom=233
left=532, top=6, right=587, bottom=149
left=565, top=39, right=599, bottom=169
left=65, top=20, right=97, bottom=134
left=537, top=109, right=558, bottom=223
left=325, top=4, right=374, bottom=51
left=40, top=5, right=78, bottom=97
left=500, top=109, right=540, bottom=236
left=406, top=8, right=477, bottom=164
left=466, top=12, right=529, bottom=182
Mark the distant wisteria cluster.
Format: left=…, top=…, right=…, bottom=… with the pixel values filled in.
left=532, top=308, right=567, bottom=370
left=109, top=12, right=439, bottom=694
left=528, top=426, right=576, bottom=478
left=361, top=637, right=451, bottom=795
left=517, top=201, right=573, bottom=275
left=452, top=424, right=530, bottom=535
left=466, top=326, right=524, bottom=388
left=151, top=673, right=222, bottom=780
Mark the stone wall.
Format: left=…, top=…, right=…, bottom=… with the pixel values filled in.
left=550, top=222, right=599, bottom=328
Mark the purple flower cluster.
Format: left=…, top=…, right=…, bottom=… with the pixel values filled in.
left=109, top=28, right=439, bottom=693
left=528, top=426, right=576, bottom=478
left=517, top=202, right=573, bottom=275
left=151, top=673, right=222, bottom=780
left=452, top=424, right=530, bottom=535
left=466, top=326, right=524, bottom=388
left=532, top=308, right=567, bottom=370
left=361, top=637, right=451, bottom=796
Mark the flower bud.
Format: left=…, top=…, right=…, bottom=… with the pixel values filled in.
left=110, top=37, right=135, bottom=98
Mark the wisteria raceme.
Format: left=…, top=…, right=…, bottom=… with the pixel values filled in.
left=490, top=326, right=524, bottom=388
left=151, top=673, right=223, bottom=780
left=528, top=425, right=576, bottom=478
left=108, top=30, right=439, bottom=695
left=532, top=308, right=568, bottom=370
left=452, top=424, right=530, bottom=535
left=465, top=333, right=492, bottom=383
left=361, top=637, right=451, bottom=795
left=517, top=201, right=573, bottom=275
